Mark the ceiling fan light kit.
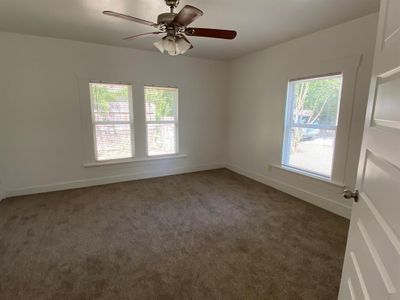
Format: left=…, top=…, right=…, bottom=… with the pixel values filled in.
left=103, top=0, right=237, bottom=56
left=154, top=35, right=192, bottom=55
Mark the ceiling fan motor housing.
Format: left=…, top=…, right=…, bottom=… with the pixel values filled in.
left=157, top=12, right=177, bottom=25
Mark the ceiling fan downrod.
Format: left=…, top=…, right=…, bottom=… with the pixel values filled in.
left=165, top=0, right=180, bottom=13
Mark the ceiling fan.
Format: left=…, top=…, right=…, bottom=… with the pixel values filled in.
left=103, top=0, right=237, bottom=56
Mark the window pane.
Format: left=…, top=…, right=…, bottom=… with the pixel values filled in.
left=287, top=128, right=336, bottom=177
left=283, top=74, right=343, bottom=177
left=144, top=86, right=177, bottom=122
left=90, top=83, right=130, bottom=122
left=147, top=124, right=176, bottom=156
left=292, top=75, right=342, bottom=126
left=95, top=124, right=132, bottom=160
left=144, top=86, right=178, bottom=156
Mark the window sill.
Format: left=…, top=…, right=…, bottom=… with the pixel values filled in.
left=270, top=164, right=344, bottom=188
left=83, top=154, right=187, bottom=168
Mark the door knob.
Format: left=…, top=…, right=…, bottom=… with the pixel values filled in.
left=342, top=189, right=359, bottom=202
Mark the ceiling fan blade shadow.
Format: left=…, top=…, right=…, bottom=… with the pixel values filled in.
left=123, top=32, right=163, bottom=40
left=185, top=28, right=237, bottom=39
left=103, top=11, right=158, bottom=28
left=172, top=5, right=203, bottom=27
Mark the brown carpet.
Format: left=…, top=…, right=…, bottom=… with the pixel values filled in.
left=0, top=169, right=349, bottom=300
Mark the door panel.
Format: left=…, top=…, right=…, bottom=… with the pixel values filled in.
left=359, top=196, right=400, bottom=291
left=353, top=218, right=395, bottom=297
left=362, top=152, right=400, bottom=235
left=383, top=0, right=400, bottom=45
left=349, top=250, right=370, bottom=299
left=373, top=71, right=400, bottom=127
left=376, top=0, right=400, bottom=74
left=338, top=0, right=400, bottom=299
left=347, top=278, right=358, bottom=300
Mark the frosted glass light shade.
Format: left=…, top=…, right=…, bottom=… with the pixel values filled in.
left=176, top=37, right=191, bottom=54
left=153, top=40, right=165, bottom=53
left=163, top=37, right=176, bottom=53
left=153, top=36, right=193, bottom=56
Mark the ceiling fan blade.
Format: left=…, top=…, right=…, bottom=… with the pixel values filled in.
left=103, top=11, right=158, bottom=28
left=185, top=28, right=237, bottom=39
left=172, top=5, right=203, bottom=27
left=123, top=32, right=163, bottom=40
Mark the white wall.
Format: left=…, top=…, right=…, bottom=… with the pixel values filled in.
left=226, top=13, right=378, bottom=218
left=0, top=14, right=379, bottom=218
left=0, top=32, right=228, bottom=196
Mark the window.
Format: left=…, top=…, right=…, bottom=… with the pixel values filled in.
left=89, top=82, right=134, bottom=161
left=282, top=74, right=343, bottom=178
left=144, top=86, right=178, bottom=156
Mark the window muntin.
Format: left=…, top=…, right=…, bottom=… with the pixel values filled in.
left=144, top=86, right=178, bottom=156
left=282, top=74, right=343, bottom=178
left=89, top=83, right=134, bottom=161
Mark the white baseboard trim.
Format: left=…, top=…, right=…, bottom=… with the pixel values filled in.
left=3, top=162, right=351, bottom=219
left=5, top=163, right=224, bottom=199
left=225, top=163, right=351, bottom=219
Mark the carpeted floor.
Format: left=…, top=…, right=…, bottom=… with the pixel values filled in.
left=0, top=169, right=349, bottom=300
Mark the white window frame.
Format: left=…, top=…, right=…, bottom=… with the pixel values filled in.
left=89, top=81, right=135, bottom=162
left=279, top=55, right=362, bottom=185
left=144, top=86, right=179, bottom=157
left=282, top=73, right=343, bottom=179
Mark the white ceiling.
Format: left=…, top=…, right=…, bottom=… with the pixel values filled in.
left=0, top=0, right=379, bottom=60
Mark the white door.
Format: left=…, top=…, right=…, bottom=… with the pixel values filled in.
left=338, top=0, right=400, bottom=299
